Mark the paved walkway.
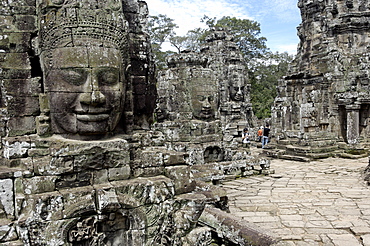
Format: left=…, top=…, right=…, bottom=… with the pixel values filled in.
left=222, top=156, right=370, bottom=245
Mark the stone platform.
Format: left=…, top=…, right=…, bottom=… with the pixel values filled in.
left=222, top=154, right=370, bottom=245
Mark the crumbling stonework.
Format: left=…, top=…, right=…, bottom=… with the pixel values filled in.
left=154, top=28, right=268, bottom=183
left=0, top=1, right=278, bottom=245
left=272, top=0, right=370, bottom=160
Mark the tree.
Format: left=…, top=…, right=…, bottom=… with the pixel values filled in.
left=249, top=52, right=294, bottom=119
left=169, top=28, right=205, bottom=53
left=202, top=16, right=268, bottom=61
left=147, top=14, right=178, bottom=70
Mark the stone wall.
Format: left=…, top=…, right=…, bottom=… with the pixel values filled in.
left=271, top=0, right=370, bottom=159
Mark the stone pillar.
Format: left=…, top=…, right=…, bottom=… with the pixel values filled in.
left=346, top=104, right=361, bottom=144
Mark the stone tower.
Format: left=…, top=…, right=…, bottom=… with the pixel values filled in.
left=272, top=0, right=370, bottom=158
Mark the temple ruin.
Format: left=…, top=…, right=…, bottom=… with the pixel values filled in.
left=0, top=0, right=276, bottom=245
left=271, top=0, right=370, bottom=161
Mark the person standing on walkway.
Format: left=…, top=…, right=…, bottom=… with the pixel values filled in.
left=262, top=124, right=270, bottom=149
left=257, top=126, right=263, bottom=142
left=242, top=128, right=251, bottom=148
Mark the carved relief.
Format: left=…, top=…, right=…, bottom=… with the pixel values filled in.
left=228, top=65, right=246, bottom=102
left=189, top=70, right=219, bottom=121
left=38, top=0, right=130, bottom=140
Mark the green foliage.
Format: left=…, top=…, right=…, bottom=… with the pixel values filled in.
left=147, top=14, right=178, bottom=70
left=250, top=52, right=294, bottom=119
left=202, top=16, right=268, bottom=60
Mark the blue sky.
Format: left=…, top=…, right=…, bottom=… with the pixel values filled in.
left=146, top=0, right=301, bottom=55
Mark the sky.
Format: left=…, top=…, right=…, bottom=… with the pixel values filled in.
left=146, top=0, right=302, bottom=55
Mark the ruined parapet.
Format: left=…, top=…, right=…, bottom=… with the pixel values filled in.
left=271, top=0, right=370, bottom=160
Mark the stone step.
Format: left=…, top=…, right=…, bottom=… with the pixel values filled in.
left=285, top=145, right=338, bottom=154
left=279, top=154, right=311, bottom=162
left=336, top=152, right=368, bottom=159
left=307, top=152, right=335, bottom=159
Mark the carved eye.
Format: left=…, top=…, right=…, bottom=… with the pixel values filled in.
left=60, top=69, right=87, bottom=86
left=208, top=96, right=214, bottom=101
left=197, top=95, right=206, bottom=101
left=97, top=68, right=119, bottom=86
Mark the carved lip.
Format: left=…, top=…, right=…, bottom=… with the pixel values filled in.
left=200, top=110, right=213, bottom=118
left=76, top=114, right=110, bottom=122
left=233, top=95, right=242, bottom=100
left=75, top=109, right=110, bottom=122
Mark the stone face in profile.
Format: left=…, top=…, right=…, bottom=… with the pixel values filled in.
left=42, top=45, right=125, bottom=138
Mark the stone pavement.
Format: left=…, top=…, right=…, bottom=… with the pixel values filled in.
left=221, top=156, right=370, bottom=245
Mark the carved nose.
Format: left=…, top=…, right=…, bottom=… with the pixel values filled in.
left=79, top=72, right=106, bottom=105
left=202, top=100, right=211, bottom=109
left=79, top=91, right=106, bottom=105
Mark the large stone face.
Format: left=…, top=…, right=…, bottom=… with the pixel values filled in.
left=272, top=0, right=370, bottom=158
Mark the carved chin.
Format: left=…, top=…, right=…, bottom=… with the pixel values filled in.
left=197, top=111, right=214, bottom=120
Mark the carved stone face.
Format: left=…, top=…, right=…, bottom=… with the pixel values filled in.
left=229, top=70, right=244, bottom=101
left=190, top=85, right=217, bottom=120
left=43, top=46, right=125, bottom=139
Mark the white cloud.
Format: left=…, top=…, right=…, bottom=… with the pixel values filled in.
left=276, top=43, right=298, bottom=55
left=146, top=0, right=301, bottom=53
left=147, top=0, right=253, bottom=35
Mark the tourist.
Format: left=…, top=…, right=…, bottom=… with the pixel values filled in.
left=262, top=124, right=270, bottom=149
left=242, top=127, right=251, bottom=148
left=257, top=126, right=263, bottom=142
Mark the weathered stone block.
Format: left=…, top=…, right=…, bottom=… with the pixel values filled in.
left=92, top=169, right=109, bottom=184
left=0, top=32, right=31, bottom=52
left=59, top=186, right=95, bottom=219
left=163, top=152, right=187, bottom=166
left=0, top=68, right=31, bottom=79
left=8, top=96, right=40, bottom=117
left=113, top=176, right=175, bottom=205
left=132, top=166, right=165, bottom=178
left=0, top=16, right=15, bottom=32
left=0, top=52, right=30, bottom=69
left=16, top=192, right=63, bottom=222
left=3, top=78, right=41, bottom=96
left=2, top=137, right=32, bottom=159
left=14, top=15, right=36, bottom=32
left=55, top=171, right=92, bottom=189
left=28, top=147, right=49, bottom=157
left=108, top=165, right=131, bottom=181
left=34, top=155, right=73, bottom=176
left=0, top=219, right=18, bottom=242
left=8, top=116, right=36, bottom=136
left=8, top=157, right=33, bottom=175
left=15, top=176, right=56, bottom=195
left=165, top=166, right=196, bottom=195
left=136, top=149, right=164, bottom=168
left=173, top=193, right=207, bottom=233
left=0, top=179, right=14, bottom=219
